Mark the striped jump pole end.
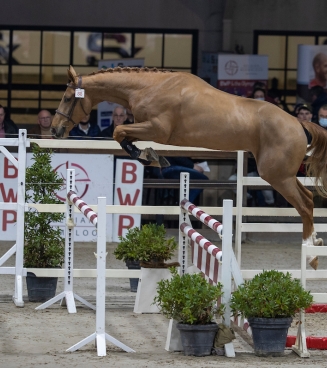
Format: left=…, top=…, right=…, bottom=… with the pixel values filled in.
left=67, top=190, right=98, bottom=228
left=180, top=198, right=223, bottom=238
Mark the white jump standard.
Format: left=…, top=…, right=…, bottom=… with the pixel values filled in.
left=65, top=169, right=134, bottom=356
left=36, top=170, right=95, bottom=313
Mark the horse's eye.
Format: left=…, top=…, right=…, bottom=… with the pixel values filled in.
left=64, top=96, right=71, bottom=103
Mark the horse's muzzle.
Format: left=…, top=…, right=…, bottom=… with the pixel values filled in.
left=51, top=126, right=65, bottom=139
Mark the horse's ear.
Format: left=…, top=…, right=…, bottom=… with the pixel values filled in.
left=67, top=66, right=77, bottom=84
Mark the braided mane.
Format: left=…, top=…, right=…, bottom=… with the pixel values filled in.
left=88, top=66, right=174, bottom=76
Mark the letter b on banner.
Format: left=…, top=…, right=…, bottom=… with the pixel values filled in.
left=113, top=159, right=144, bottom=241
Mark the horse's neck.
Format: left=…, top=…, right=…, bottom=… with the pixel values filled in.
left=84, top=70, right=172, bottom=106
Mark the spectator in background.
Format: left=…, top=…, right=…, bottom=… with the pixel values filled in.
left=0, top=104, right=18, bottom=138
left=161, top=157, right=209, bottom=205
left=29, top=109, right=52, bottom=139
left=296, top=104, right=312, bottom=123
left=309, top=53, right=327, bottom=89
left=251, top=82, right=277, bottom=105
left=296, top=104, right=312, bottom=144
left=310, top=85, right=327, bottom=123
left=252, top=87, right=265, bottom=101
left=102, top=105, right=129, bottom=138
left=317, top=104, right=327, bottom=129
left=69, top=114, right=102, bottom=139
left=292, top=103, right=305, bottom=117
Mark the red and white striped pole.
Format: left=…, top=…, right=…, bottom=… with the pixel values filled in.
left=180, top=222, right=222, bottom=285
left=180, top=198, right=223, bottom=237
left=67, top=190, right=98, bottom=227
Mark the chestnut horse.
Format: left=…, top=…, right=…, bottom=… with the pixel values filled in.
left=51, top=66, right=327, bottom=269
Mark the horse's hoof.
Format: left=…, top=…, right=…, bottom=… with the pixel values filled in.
left=309, top=256, right=318, bottom=270
left=314, top=237, right=324, bottom=246
left=139, top=147, right=159, bottom=162
left=159, top=156, right=170, bottom=167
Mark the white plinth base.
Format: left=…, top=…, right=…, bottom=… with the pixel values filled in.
left=133, top=268, right=171, bottom=314
left=165, top=319, right=182, bottom=351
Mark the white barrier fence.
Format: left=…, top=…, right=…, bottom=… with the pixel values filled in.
left=1, top=132, right=327, bottom=291
left=0, top=131, right=326, bottom=358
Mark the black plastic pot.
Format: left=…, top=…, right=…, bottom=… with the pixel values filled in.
left=248, top=317, right=293, bottom=357
left=177, top=322, right=219, bottom=356
left=26, top=272, right=58, bottom=302
left=125, top=260, right=141, bottom=292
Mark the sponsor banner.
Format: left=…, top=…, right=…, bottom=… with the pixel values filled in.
left=217, top=79, right=267, bottom=97
left=297, top=45, right=327, bottom=103
left=1, top=153, right=114, bottom=242
left=97, top=58, right=144, bottom=130
left=217, top=54, right=268, bottom=97
left=218, top=54, right=268, bottom=80
left=113, top=159, right=144, bottom=242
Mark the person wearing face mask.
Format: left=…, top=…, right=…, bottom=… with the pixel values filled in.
left=68, top=113, right=102, bottom=139
left=252, top=87, right=266, bottom=101
left=317, top=104, right=327, bottom=129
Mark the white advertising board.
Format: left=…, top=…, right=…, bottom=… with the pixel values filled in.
left=113, top=159, right=144, bottom=242
left=217, top=54, right=268, bottom=97
left=0, top=153, right=114, bottom=242
left=97, top=58, right=144, bottom=130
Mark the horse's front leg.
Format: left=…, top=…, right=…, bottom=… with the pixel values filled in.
left=113, top=121, right=170, bottom=167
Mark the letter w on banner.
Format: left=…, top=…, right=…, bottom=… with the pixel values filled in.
left=113, top=159, right=144, bottom=242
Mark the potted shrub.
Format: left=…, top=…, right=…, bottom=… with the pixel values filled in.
left=114, top=226, right=142, bottom=292
left=24, top=143, right=65, bottom=302
left=154, top=267, right=224, bottom=356
left=230, top=269, right=313, bottom=357
left=114, top=223, right=178, bottom=292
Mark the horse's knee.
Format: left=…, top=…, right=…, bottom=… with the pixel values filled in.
left=113, top=125, right=126, bottom=142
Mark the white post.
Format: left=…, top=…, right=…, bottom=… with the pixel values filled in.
left=178, top=172, right=190, bottom=276
left=221, top=199, right=235, bottom=357
left=165, top=172, right=190, bottom=352
left=13, top=130, right=28, bottom=307
left=235, top=151, right=244, bottom=265
left=292, top=244, right=310, bottom=358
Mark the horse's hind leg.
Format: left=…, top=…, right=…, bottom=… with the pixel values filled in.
left=267, top=176, right=322, bottom=269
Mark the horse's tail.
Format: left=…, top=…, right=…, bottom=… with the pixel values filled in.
left=300, top=120, right=327, bottom=198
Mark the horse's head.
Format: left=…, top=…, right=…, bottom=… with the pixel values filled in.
left=51, top=66, right=92, bottom=138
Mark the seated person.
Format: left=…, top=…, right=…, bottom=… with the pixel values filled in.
left=296, top=104, right=312, bottom=144
left=229, top=154, right=275, bottom=207
left=0, top=104, right=18, bottom=138
left=161, top=156, right=208, bottom=205
left=28, top=109, right=53, bottom=139
left=102, top=105, right=131, bottom=138
left=69, top=114, right=102, bottom=139
left=317, top=104, right=327, bottom=129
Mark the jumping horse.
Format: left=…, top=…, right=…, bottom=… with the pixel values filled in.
left=51, top=66, right=327, bottom=269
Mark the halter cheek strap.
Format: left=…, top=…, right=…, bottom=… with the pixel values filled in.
left=55, top=76, right=89, bottom=127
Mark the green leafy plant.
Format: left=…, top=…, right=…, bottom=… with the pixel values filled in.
left=24, top=143, right=65, bottom=268
left=154, top=267, right=224, bottom=325
left=114, top=223, right=178, bottom=263
left=230, top=270, right=313, bottom=319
